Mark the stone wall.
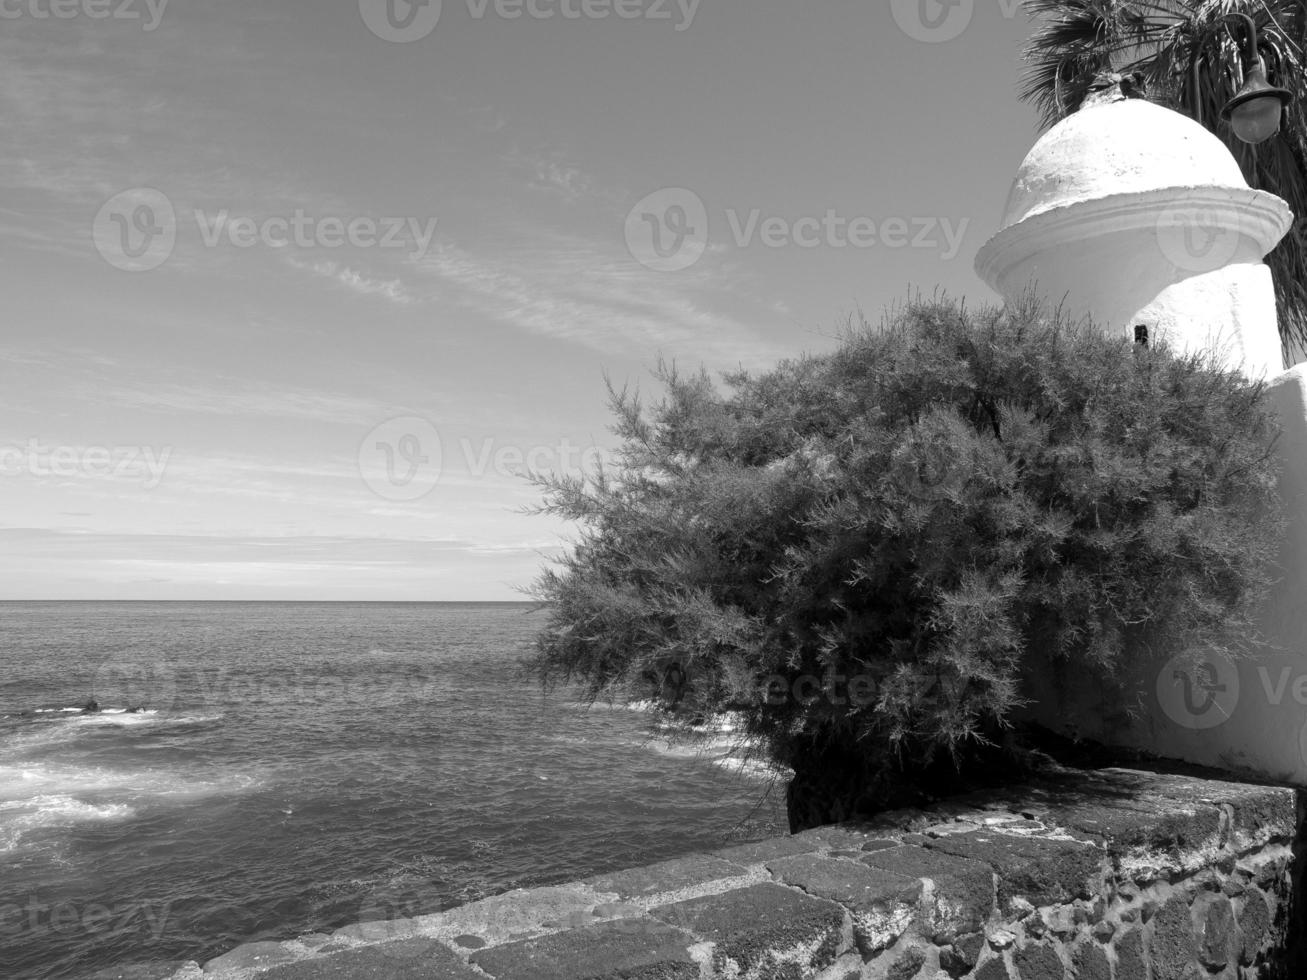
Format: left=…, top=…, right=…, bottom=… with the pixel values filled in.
left=162, top=767, right=1301, bottom=980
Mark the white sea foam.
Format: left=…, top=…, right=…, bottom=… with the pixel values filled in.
left=20, top=710, right=221, bottom=739
left=646, top=734, right=741, bottom=760
left=71, top=710, right=163, bottom=727
left=0, top=762, right=258, bottom=803
left=712, top=757, right=792, bottom=781
left=0, top=795, right=136, bottom=853
left=570, top=698, right=660, bottom=713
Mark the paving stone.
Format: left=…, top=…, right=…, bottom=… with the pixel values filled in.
left=861, top=844, right=995, bottom=935
left=1043, top=795, right=1220, bottom=855
left=714, top=835, right=822, bottom=864
left=650, top=882, right=845, bottom=975
left=767, top=853, right=921, bottom=952
left=1014, top=943, right=1066, bottom=980
left=861, top=839, right=899, bottom=852
left=83, top=963, right=186, bottom=980
left=259, top=939, right=481, bottom=979
left=1149, top=894, right=1199, bottom=980
left=793, top=824, right=890, bottom=850
left=469, top=918, right=697, bottom=980
left=922, top=831, right=1103, bottom=909
left=1237, top=889, right=1270, bottom=965
left=1096, top=770, right=1297, bottom=845
left=585, top=856, right=747, bottom=900
left=202, top=941, right=297, bottom=974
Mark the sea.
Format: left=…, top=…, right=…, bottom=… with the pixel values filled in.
left=0, top=602, right=788, bottom=980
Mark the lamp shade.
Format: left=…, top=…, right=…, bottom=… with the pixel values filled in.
left=1222, top=65, right=1293, bottom=144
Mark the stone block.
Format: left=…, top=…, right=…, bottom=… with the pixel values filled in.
left=975, top=954, right=1012, bottom=980
left=1237, top=889, right=1270, bottom=965
left=469, top=918, right=698, bottom=980
left=650, top=882, right=845, bottom=975
left=1149, top=894, right=1199, bottom=980
left=202, top=941, right=297, bottom=974
left=1073, top=940, right=1111, bottom=980
left=1042, top=794, right=1221, bottom=856
left=585, top=856, right=748, bottom=901
left=1014, top=943, right=1067, bottom=980
left=1193, top=893, right=1239, bottom=970
left=794, top=824, right=894, bottom=850
left=1116, top=927, right=1147, bottom=979
left=1098, top=770, right=1297, bottom=847
left=886, top=944, right=926, bottom=980
left=83, top=964, right=187, bottom=980
left=766, top=854, right=921, bottom=952
left=860, top=845, right=996, bottom=936
left=953, top=931, right=985, bottom=967
left=714, top=835, right=822, bottom=865
left=258, top=939, right=481, bottom=979
left=922, top=831, right=1103, bottom=909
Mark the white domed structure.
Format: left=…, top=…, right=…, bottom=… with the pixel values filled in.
left=975, top=96, right=1293, bottom=377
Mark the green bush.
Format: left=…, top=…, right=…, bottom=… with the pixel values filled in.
left=527, top=297, right=1284, bottom=830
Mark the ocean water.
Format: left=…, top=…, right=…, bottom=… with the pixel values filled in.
left=0, top=602, right=787, bottom=980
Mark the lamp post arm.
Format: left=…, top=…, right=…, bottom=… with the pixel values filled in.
left=1226, top=12, right=1263, bottom=68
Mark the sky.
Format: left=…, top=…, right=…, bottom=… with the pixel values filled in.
left=1, top=0, right=1042, bottom=600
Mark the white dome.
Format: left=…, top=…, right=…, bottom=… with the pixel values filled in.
left=976, top=99, right=1292, bottom=290
left=1000, top=99, right=1251, bottom=228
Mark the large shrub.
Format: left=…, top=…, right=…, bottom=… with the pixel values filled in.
left=527, top=298, right=1284, bottom=830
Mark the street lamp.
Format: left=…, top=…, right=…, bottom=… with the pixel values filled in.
left=1219, top=13, right=1293, bottom=144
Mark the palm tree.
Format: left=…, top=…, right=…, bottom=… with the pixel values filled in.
left=1021, top=1, right=1307, bottom=363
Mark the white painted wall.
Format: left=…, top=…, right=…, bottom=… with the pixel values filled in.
left=976, top=97, right=1307, bottom=785
left=1019, top=368, right=1307, bottom=785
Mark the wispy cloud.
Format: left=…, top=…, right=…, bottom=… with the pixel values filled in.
left=504, top=146, right=606, bottom=205
left=286, top=256, right=419, bottom=306
left=412, top=232, right=791, bottom=368
left=95, top=381, right=413, bottom=425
